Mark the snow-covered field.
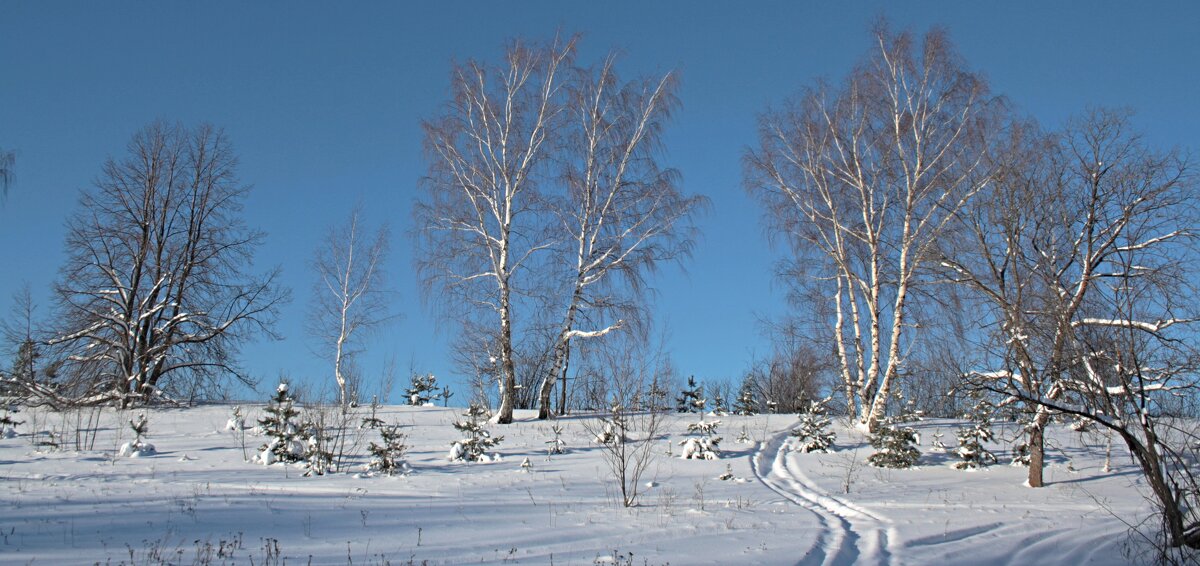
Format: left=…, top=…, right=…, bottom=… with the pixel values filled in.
left=0, top=405, right=1157, bottom=565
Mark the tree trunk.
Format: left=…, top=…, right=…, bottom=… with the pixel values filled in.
left=495, top=285, right=517, bottom=424
left=537, top=289, right=582, bottom=420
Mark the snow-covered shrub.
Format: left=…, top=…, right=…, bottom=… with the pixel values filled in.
left=118, top=413, right=156, bottom=457
left=676, top=376, right=705, bottom=413
left=1010, top=420, right=1033, bottom=467
left=929, top=431, right=947, bottom=453
left=546, top=424, right=566, bottom=456
left=594, top=421, right=617, bottom=445
left=680, top=418, right=721, bottom=460
left=225, top=405, right=246, bottom=432
left=954, top=424, right=997, bottom=470
left=448, top=403, right=503, bottom=462
left=736, top=425, right=752, bottom=445
left=867, top=424, right=919, bottom=469
left=1010, top=441, right=1031, bottom=467
left=1, top=406, right=22, bottom=439
left=407, top=373, right=439, bottom=406
left=367, top=424, right=409, bottom=476
left=256, top=382, right=304, bottom=465
left=790, top=399, right=835, bottom=453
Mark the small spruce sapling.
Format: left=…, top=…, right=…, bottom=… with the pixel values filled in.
left=954, top=396, right=998, bottom=470
left=440, top=385, right=454, bottom=407
left=647, top=381, right=669, bottom=413
left=360, top=396, right=385, bottom=430
left=790, top=399, right=835, bottom=453
left=867, top=422, right=920, bottom=469
left=225, top=405, right=246, bottom=431
left=367, top=424, right=409, bottom=476
left=733, top=378, right=757, bottom=416
left=407, top=373, right=439, bottom=406
left=546, top=424, right=566, bottom=456
left=119, top=414, right=156, bottom=457
left=676, top=376, right=704, bottom=413
left=448, top=403, right=503, bottom=462
left=257, top=382, right=304, bottom=465
left=680, top=418, right=721, bottom=460
left=710, top=391, right=729, bottom=416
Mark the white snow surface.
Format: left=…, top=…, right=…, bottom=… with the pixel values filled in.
left=0, top=406, right=1159, bottom=564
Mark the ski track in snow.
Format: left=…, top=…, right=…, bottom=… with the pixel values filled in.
left=752, top=429, right=895, bottom=566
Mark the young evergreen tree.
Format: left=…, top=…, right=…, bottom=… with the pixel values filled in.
left=867, top=423, right=920, bottom=469
left=257, top=382, right=303, bottom=465
left=545, top=424, right=566, bottom=456
left=680, top=419, right=721, bottom=460
left=368, top=424, right=410, bottom=476
left=448, top=403, right=504, bottom=462
left=790, top=399, right=835, bottom=453
left=954, top=396, right=998, bottom=470
left=676, top=376, right=704, bottom=413
left=733, top=377, right=757, bottom=416
left=407, top=373, right=439, bottom=406
left=118, top=414, right=155, bottom=457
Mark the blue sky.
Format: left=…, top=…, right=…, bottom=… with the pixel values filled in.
left=2, top=2, right=1198, bottom=402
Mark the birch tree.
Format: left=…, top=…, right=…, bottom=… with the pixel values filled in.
left=945, top=109, right=1200, bottom=503
left=48, top=122, right=286, bottom=407
left=534, top=58, right=704, bottom=419
left=309, top=206, right=392, bottom=409
left=417, top=36, right=576, bottom=424
left=745, top=24, right=996, bottom=432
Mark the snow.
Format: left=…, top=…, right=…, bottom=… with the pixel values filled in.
left=0, top=406, right=1159, bottom=564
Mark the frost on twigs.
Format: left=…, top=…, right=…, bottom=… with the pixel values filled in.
left=789, top=398, right=835, bottom=453
left=448, top=403, right=503, bottom=462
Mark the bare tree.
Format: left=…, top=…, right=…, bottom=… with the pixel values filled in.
left=46, top=122, right=286, bottom=407
left=580, top=332, right=671, bottom=507
left=534, top=58, right=705, bottom=419
left=309, top=206, right=392, bottom=409
left=946, top=107, right=1200, bottom=513
left=418, top=36, right=577, bottom=424
left=745, top=23, right=997, bottom=432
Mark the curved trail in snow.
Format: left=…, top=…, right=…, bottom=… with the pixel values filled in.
left=751, top=430, right=895, bottom=566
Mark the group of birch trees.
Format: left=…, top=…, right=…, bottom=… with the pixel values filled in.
left=416, top=36, right=704, bottom=423
left=747, top=24, right=1200, bottom=548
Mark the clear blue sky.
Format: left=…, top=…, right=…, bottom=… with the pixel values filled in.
left=2, top=2, right=1198, bottom=402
